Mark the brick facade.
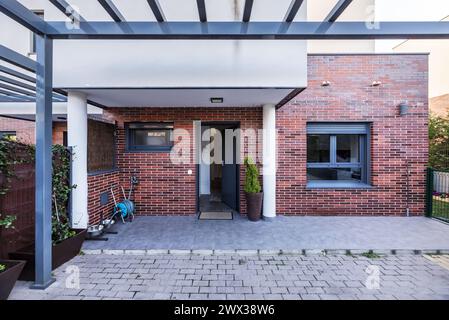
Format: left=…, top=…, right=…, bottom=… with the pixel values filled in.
left=86, top=108, right=263, bottom=223
left=277, top=54, right=428, bottom=216
left=83, top=54, right=428, bottom=222
left=0, top=117, right=35, bottom=144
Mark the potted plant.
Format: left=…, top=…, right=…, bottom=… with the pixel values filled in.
left=244, top=157, right=263, bottom=221
left=0, top=214, right=25, bottom=300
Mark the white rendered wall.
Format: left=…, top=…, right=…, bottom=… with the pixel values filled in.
left=263, top=104, right=276, bottom=218
left=0, top=0, right=307, bottom=89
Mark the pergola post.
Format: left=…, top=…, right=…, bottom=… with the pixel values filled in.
left=31, top=34, right=55, bottom=289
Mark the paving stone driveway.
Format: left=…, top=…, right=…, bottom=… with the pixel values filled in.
left=9, top=253, right=449, bottom=300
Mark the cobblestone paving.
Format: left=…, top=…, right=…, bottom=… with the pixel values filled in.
left=9, top=254, right=449, bottom=300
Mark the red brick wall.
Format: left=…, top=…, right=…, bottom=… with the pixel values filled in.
left=0, top=117, right=68, bottom=146
left=52, top=122, right=67, bottom=145
left=0, top=117, right=35, bottom=144
left=96, top=108, right=263, bottom=218
left=277, top=54, right=429, bottom=216
left=87, top=171, right=121, bottom=225
left=86, top=54, right=429, bottom=221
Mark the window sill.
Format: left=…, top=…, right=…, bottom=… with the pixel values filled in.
left=125, top=148, right=172, bottom=153
left=88, top=168, right=120, bottom=176
left=306, top=181, right=372, bottom=189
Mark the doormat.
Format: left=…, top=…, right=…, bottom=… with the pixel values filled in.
left=198, top=211, right=233, bottom=220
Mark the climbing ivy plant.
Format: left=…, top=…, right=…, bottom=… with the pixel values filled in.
left=52, top=145, right=76, bottom=244
left=0, top=139, right=76, bottom=245
left=0, top=138, right=34, bottom=195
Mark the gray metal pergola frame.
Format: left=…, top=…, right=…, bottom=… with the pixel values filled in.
left=0, top=0, right=448, bottom=289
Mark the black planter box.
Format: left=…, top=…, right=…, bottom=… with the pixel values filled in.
left=0, top=260, right=26, bottom=300
left=9, top=229, right=86, bottom=281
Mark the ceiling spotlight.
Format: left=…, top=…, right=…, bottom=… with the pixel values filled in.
left=371, top=81, right=382, bottom=87
left=321, top=81, right=331, bottom=87
left=210, top=97, right=224, bottom=104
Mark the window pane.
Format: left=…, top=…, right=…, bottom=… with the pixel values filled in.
left=134, top=129, right=170, bottom=146
left=307, top=167, right=362, bottom=182
left=336, top=135, right=359, bottom=163
left=307, top=134, right=330, bottom=163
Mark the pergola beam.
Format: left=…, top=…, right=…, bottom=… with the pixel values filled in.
left=39, top=21, right=449, bottom=40
left=0, top=74, right=37, bottom=92
left=146, top=0, right=165, bottom=22
left=49, top=0, right=85, bottom=21
left=0, top=90, right=34, bottom=102
left=325, top=0, right=353, bottom=22
left=0, top=44, right=37, bottom=72
left=0, top=65, right=35, bottom=83
left=196, top=0, right=207, bottom=22
left=243, top=0, right=254, bottom=23
left=0, top=82, right=35, bottom=96
left=0, top=0, right=47, bottom=35
left=98, top=0, right=125, bottom=22
left=284, top=0, right=304, bottom=22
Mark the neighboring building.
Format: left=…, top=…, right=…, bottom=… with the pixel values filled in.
left=430, top=94, right=449, bottom=118
left=0, top=1, right=429, bottom=228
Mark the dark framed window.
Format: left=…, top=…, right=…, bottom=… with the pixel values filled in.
left=126, top=122, right=174, bottom=152
left=0, top=131, right=17, bottom=141
left=306, top=123, right=370, bottom=188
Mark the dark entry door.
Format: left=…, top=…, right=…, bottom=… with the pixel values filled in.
left=221, top=128, right=238, bottom=210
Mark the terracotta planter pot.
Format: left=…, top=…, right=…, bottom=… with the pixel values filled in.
left=9, top=229, right=86, bottom=281
left=0, top=260, right=26, bottom=300
left=245, top=192, right=263, bottom=221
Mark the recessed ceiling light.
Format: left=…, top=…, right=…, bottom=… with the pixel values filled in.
left=210, top=97, right=224, bottom=103
left=321, top=81, right=330, bottom=87
left=372, top=81, right=382, bottom=87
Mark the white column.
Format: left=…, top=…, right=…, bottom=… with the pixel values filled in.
left=263, top=104, right=276, bottom=219
left=67, top=91, right=88, bottom=229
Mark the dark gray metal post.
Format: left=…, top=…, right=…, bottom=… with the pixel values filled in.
left=31, top=34, right=55, bottom=290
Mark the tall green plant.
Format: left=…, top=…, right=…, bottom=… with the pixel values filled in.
left=244, top=157, right=261, bottom=193
left=429, top=112, right=449, bottom=170
left=0, top=138, right=34, bottom=194
left=52, top=145, right=76, bottom=244
left=0, top=139, right=76, bottom=244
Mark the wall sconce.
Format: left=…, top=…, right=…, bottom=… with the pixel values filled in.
left=321, top=81, right=330, bottom=87
left=371, top=81, right=382, bottom=87
left=398, top=102, right=409, bottom=116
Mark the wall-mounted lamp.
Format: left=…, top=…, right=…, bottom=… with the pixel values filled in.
left=210, top=97, right=224, bottom=104
left=321, top=81, right=331, bottom=87
left=371, top=81, right=382, bottom=87
left=398, top=102, right=409, bottom=116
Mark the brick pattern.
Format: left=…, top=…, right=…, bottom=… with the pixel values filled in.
left=99, top=108, right=263, bottom=217
left=277, top=54, right=429, bottom=216
left=52, top=122, right=67, bottom=145
left=87, top=171, right=121, bottom=225
left=0, top=117, right=35, bottom=144
left=84, top=54, right=429, bottom=221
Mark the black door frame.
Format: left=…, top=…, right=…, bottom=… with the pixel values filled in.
left=196, top=121, right=241, bottom=214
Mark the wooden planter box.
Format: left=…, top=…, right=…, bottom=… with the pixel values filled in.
left=9, top=229, right=86, bottom=281
left=0, top=260, right=26, bottom=300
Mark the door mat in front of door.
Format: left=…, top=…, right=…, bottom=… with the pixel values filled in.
left=198, top=211, right=233, bottom=220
